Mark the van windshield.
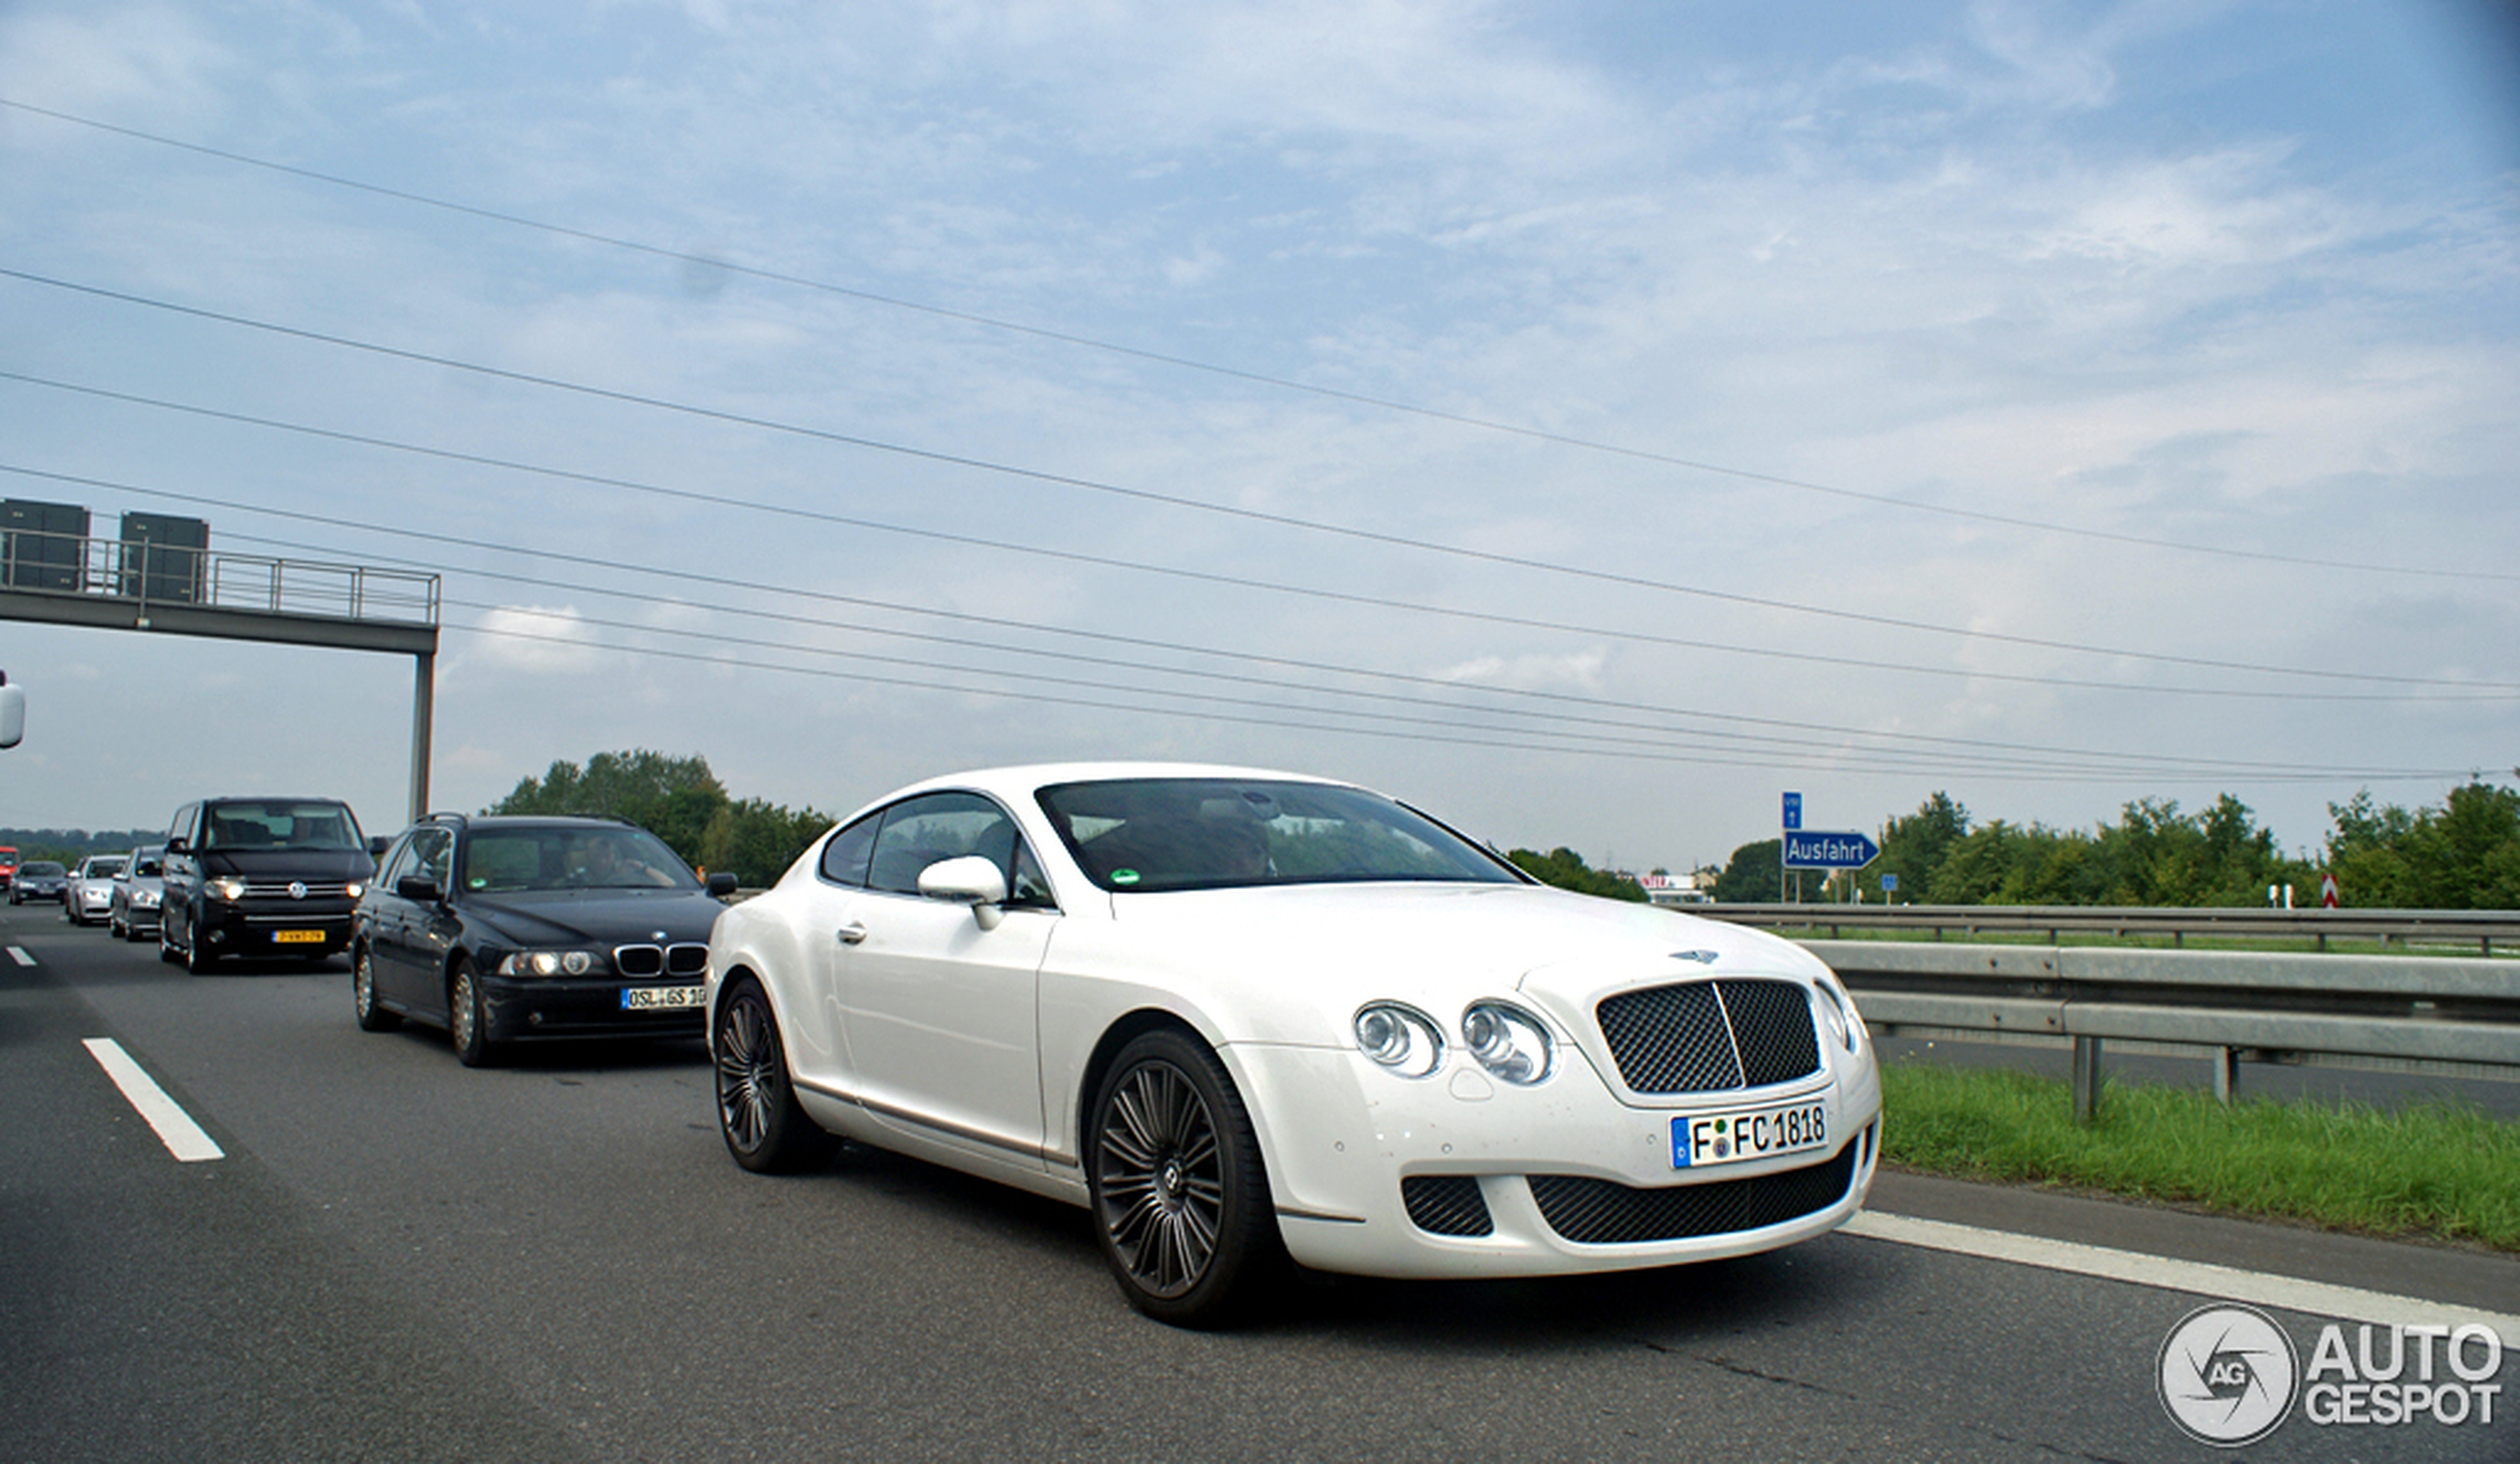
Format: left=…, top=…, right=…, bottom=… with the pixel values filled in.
left=200, top=802, right=363, bottom=851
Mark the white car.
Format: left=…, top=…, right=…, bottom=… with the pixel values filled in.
left=65, top=854, right=128, bottom=924
left=705, top=763, right=1881, bottom=1325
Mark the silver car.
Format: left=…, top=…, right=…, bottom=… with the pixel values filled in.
left=107, top=847, right=167, bottom=941
left=65, top=854, right=127, bottom=925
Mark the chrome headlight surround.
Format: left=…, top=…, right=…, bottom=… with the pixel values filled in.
left=1813, top=973, right=1864, bottom=1054
left=1353, top=1002, right=1446, bottom=1078
left=498, top=949, right=600, bottom=978
left=1460, top=1000, right=1555, bottom=1085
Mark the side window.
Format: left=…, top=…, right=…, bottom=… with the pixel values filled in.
left=1008, top=842, right=1055, bottom=909
left=819, top=812, right=879, bottom=888
left=375, top=835, right=418, bottom=889
left=415, top=829, right=454, bottom=889
left=866, top=792, right=1017, bottom=897
left=169, top=803, right=196, bottom=846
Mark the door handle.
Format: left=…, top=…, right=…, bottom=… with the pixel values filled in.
left=835, top=920, right=868, bottom=946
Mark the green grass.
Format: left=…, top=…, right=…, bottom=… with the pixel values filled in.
left=1879, top=1060, right=2520, bottom=1252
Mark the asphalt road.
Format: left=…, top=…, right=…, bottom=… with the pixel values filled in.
left=3, top=905, right=2511, bottom=1463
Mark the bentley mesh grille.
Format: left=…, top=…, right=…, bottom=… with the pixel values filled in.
left=1400, top=1175, right=1494, bottom=1237
left=1526, top=1141, right=1859, bottom=1246
left=1593, top=979, right=1821, bottom=1094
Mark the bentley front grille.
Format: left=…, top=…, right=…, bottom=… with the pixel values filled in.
left=1594, top=979, right=1821, bottom=1094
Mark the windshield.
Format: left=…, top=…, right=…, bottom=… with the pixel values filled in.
left=130, top=852, right=164, bottom=878
left=459, top=825, right=699, bottom=893
left=200, top=801, right=363, bottom=851
left=84, top=858, right=127, bottom=878
left=19, top=862, right=63, bottom=877
left=1038, top=778, right=1524, bottom=893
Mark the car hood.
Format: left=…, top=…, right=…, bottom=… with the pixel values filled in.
left=199, top=849, right=376, bottom=881
left=460, top=889, right=727, bottom=948
left=1099, top=881, right=1833, bottom=1037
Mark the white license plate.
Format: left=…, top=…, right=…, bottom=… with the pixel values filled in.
left=1671, top=1101, right=1827, bottom=1168
left=621, top=985, right=704, bottom=1011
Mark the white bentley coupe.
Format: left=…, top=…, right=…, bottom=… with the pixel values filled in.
left=705, top=764, right=1881, bottom=1325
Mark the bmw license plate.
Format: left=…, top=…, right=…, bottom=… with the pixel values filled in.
left=1672, top=1102, right=1827, bottom=1168
left=272, top=929, right=325, bottom=944
left=622, top=985, right=704, bottom=1011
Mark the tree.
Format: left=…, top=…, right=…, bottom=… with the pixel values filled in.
left=1711, top=838, right=1782, bottom=902
left=490, top=750, right=827, bottom=885
left=1507, top=847, right=1648, bottom=903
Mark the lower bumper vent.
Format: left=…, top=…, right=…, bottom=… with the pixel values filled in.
left=1526, top=1140, right=1860, bottom=1246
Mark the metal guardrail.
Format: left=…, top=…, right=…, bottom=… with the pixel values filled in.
left=0, top=527, right=438, bottom=626
left=1807, top=937, right=2520, bottom=1119
left=1697, top=902, right=2520, bottom=955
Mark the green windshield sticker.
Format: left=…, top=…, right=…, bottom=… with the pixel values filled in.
left=1111, top=869, right=1141, bottom=886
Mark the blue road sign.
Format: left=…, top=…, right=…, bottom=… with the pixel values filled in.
left=1783, top=830, right=1879, bottom=870
left=1782, top=793, right=1803, bottom=832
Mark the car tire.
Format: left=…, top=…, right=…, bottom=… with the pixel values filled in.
left=108, top=914, right=123, bottom=938
left=159, top=925, right=181, bottom=963
left=449, top=960, right=496, bottom=1067
left=184, top=917, right=218, bottom=976
left=1085, top=1028, right=1284, bottom=1328
left=353, top=946, right=401, bottom=1033
left=712, top=978, right=836, bottom=1173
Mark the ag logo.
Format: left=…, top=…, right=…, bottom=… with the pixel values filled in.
left=2158, top=1304, right=2300, bottom=1447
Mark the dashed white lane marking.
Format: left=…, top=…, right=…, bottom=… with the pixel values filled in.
left=8, top=945, right=34, bottom=965
left=1845, top=1210, right=2520, bottom=1349
left=80, top=1038, right=225, bottom=1162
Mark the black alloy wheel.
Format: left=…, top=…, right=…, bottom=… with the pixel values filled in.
left=712, top=979, right=834, bottom=1173
left=353, top=946, right=400, bottom=1033
left=1086, top=1028, right=1282, bottom=1327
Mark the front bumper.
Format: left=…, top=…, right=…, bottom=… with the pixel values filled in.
left=476, top=973, right=706, bottom=1043
left=196, top=902, right=356, bottom=956
left=1223, top=1036, right=1881, bottom=1280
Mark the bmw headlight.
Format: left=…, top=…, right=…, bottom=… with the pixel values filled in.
left=1353, top=1002, right=1446, bottom=1078
left=208, top=876, right=248, bottom=902
left=1814, top=975, right=1863, bottom=1054
left=1461, top=1000, right=1554, bottom=1085
left=499, top=949, right=599, bottom=978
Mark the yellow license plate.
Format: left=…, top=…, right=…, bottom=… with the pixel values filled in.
left=272, top=929, right=326, bottom=944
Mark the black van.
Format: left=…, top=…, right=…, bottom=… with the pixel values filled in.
left=160, top=797, right=380, bottom=973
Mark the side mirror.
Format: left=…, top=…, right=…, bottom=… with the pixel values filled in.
left=395, top=874, right=442, bottom=904
left=166, top=835, right=189, bottom=854
left=369, top=836, right=391, bottom=858
left=705, top=871, right=739, bottom=898
left=918, top=855, right=1009, bottom=930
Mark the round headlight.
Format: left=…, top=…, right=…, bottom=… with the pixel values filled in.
left=208, top=876, right=248, bottom=902
left=1461, top=1000, right=1554, bottom=1085
left=1353, top=1002, right=1445, bottom=1078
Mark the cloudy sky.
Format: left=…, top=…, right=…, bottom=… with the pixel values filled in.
left=1, top=0, right=2514, bottom=873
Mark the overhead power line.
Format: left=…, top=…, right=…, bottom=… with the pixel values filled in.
left=11, top=370, right=2514, bottom=705
left=2, top=268, right=2505, bottom=695
left=1, top=458, right=2486, bottom=785
left=3, top=94, right=2507, bottom=587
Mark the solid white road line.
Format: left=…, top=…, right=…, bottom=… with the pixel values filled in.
left=80, top=1038, right=226, bottom=1162
left=1845, top=1210, right=2520, bottom=1350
